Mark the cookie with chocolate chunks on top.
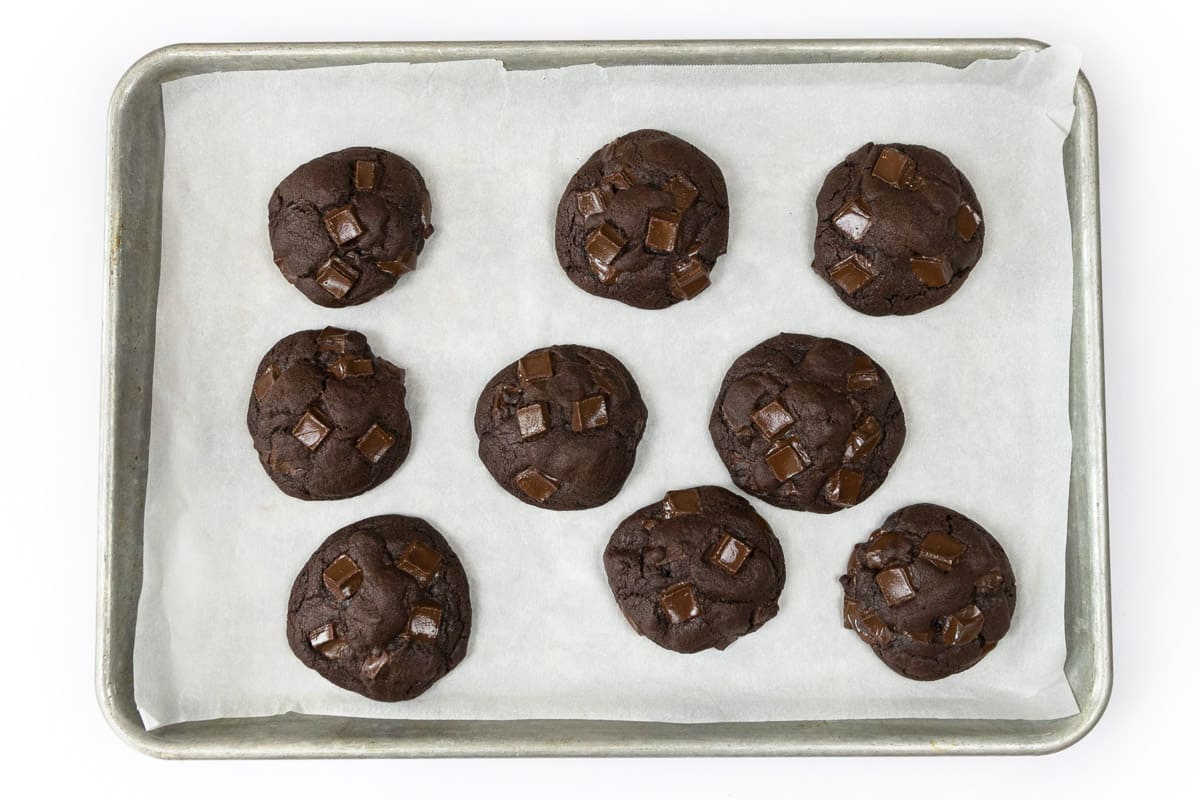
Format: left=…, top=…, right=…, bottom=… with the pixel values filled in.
left=709, top=333, right=905, bottom=513
left=246, top=327, right=411, bottom=500
left=603, top=486, right=785, bottom=653
left=840, top=503, right=1016, bottom=680
left=474, top=344, right=647, bottom=510
left=555, top=129, right=729, bottom=309
left=811, top=142, right=984, bottom=315
left=286, top=515, right=471, bottom=701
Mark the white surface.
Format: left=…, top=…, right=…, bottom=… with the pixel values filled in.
left=4, top=0, right=1197, bottom=797
left=136, top=50, right=1077, bottom=728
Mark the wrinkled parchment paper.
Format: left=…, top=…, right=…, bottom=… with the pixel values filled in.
left=135, top=47, right=1082, bottom=728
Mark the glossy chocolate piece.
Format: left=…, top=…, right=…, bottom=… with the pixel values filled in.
left=602, top=170, right=632, bottom=191
left=846, top=355, right=880, bottom=392
left=645, top=209, right=682, bottom=253
left=766, top=440, right=810, bottom=482
left=843, top=416, right=882, bottom=461
left=355, top=423, right=395, bottom=463
left=396, top=541, right=443, bottom=585
left=833, top=197, right=872, bottom=241
left=828, top=255, right=873, bottom=294
left=376, top=254, right=415, bottom=277
left=577, top=188, right=606, bottom=217
left=845, top=599, right=893, bottom=646
left=316, top=326, right=354, bottom=353
left=751, top=400, right=795, bottom=440
left=585, top=223, right=626, bottom=266
left=918, top=531, right=968, bottom=572
left=516, top=403, right=548, bottom=440
left=571, top=395, right=609, bottom=432
left=406, top=603, right=442, bottom=641
left=517, top=350, right=554, bottom=383
left=323, top=204, right=364, bottom=245
left=669, top=257, right=711, bottom=300
left=666, top=175, right=698, bottom=210
left=942, top=604, right=984, bottom=646
left=906, top=630, right=932, bottom=644
left=708, top=533, right=752, bottom=575
left=875, top=566, right=917, bottom=607
left=871, top=146, right=915, bottom=189
left=515, top=467, right=558, bottom=502
left=253, top=363, right=280, bottom=401
left=663, top=488, right=701, bottom=518
left=328, top=356, right=374, bottom=380
left=822, top=468, right=864, bottom=507
left=354, top=160, right=378, bottom=191
left=361, top=650, right=389, bottom=679
left=322, top=554, right=363, bottom=600
left=293, top=408, right=332, bottom=450
left=659, top=582, right=701, bottom=624
left=308, top=622, right=347, bottom=658
left=315, top=257, right=359, bottom=300
left=910, top=255, right=953, bottom=288
left=862, top=531, right=910, bottom=570
left=956, top=202, right=980, bottom=241
left=975, top=570, right=1005, bottom=593
left=588, top=255, right=618, bottom=285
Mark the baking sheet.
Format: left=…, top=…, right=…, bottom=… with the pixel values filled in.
left=135, top=47, right=1081, bottom=729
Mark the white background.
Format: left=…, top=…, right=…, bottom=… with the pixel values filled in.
left=0, top=0, right=1193, bottom=797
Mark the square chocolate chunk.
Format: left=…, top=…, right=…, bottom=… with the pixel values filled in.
left=354, top=160, right=378, bottom=191
left=603, top=170, right=632, bottom=191
left=833, top=197, right=872, bottom=241
left=315, top=257, right=360, bottom=299
left=571, top=395, right=609, bottom=432
left=942, top=604, right=984, bottom=646
left=516, top=403, right=549, bottom=440
left=918, top=532, right=967, bottom=572
left=665, top=175, right=698, bottom=210
left=828, top=255, right=873, bottom=294
left=708, top=533, right=752, bottom=575
left=669, top=258, right=711, bottom=300
left=322, top=554, right=363, bottom=600
left=659, top=582, right=700, bottom=624
left=846, top=355, right=880, bottom=391
left=911, top=255, right=953, bottom=288
left=361, top=650, right=389, bottom=679
left=406, top=603, right=442, bottom=641
left=766, top=440, right=810, bottom=482
left=396, top=541, right=443, bottom=585
left=843, top=416, right=882, bottom=461
left=822, top=468, right=864, bottom=507
left=309, top=623, right=348, bottom=658
left=355, top=423, right=395, bottom=463
left=586, top=223, right=626, bottom=266
left=515, top=467, right=558, bottom=502
left=751, top=399, right=795, bottom=440
left=376, top=252, right=415, bottom=277
left=576, top=188, right=606, bottom=217
left=328, top=356, right=374, bottom=380
left=644, top=209, right=682, bottom=253
left=253, top=363, right=280, bottom=401
left=850, top=605, right=893, bottom=646
left=517, top=350, right=554, bottom=383
left=662, top=488, right=701, bottom=518
left=323, top=204, right=364, bottom=245
left=956, top=202, right=980, bottom=241
left=875, top=566, right=917, bottom=607
left=293, top=408, right=331, bottom=450
left=317, top=326, right=353, bottom=353
left=872, top=146, right=915, bottom=189
left=588, top=254, right=619, bottom=285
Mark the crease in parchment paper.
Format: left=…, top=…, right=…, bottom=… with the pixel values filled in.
left=135, top=46, right=1082, bottom=729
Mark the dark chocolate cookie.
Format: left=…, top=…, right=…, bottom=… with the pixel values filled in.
left=246, top=327, right=411, bottom=500
left=286, top=515, right=471, bottom=701
left=812, top=142, right=984, bottom=316
left=474, top=344, right=647, bottom=510
left=603, top=486, right=785, bottom=654
left=268, top=146, right=433, bottom=307
left=709, top=333, right=905, bottom=513
left=840, top=504, right=1016, bottom=680
left=554, top=129, right=729, bottom=309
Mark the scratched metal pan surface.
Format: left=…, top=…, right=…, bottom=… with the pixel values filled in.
left=98, top=39, right=1109, bottom=758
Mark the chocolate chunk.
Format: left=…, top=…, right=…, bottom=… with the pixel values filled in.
left=659, top=582, right=700, bottom=624
left=766, top=439, right=810, bottom=482
left=253, top=363, right=280, bottom=401
left=588, top=255, right=619, bottom=285
left=316, top=327, right=353, bottom=353
left=942, top=604, right=984, bottom=646
left=846, top=356, right=880, bottom=391
left=323, top=204, right=364, bottom=245
left=833, top=197, right=872, bottom=241
left=975, top=570, right=1005, bottom=593
left=843, top=416, right=882, bottom=461
left=355, top=423, right=395, bottom=463
left=708, top=533, right=752, bottom=575
left=571, top=395, right=609, bottom=432
left=315, top=257, right=359, bottom=299
left=828, top=255, right=873, bottom=294
left=421, top=194, right=434, bottom=238
left=669, top=258, right=711, bottom=300
left=586, top=223, right=626, bottom=266
left=396, top=541, right=443, bottom=585
left=354, top=160, right=378, bottom=191
left=822, top=468, right=864, bottom=507
left=910, top=255, right=953, bottom=288
left=293, top=408, right=331, bottom=450
left=376, top=253, right=415, bottom=277
left=645, top=209, right=682, bottom=253
left=328, top=356, right=374, bottom=380
left=862, top=532, right=910, bottom=570
left=872, top=146, right=915, bottom=189
left=361, top=650, right=389, bottom=679
left=518, top=350, right=554, bottom=383
left=875, top=566, right=917, bottom=607
left=515, top=467, right=558, bottom=502
left=308, top=623, right=348, bottom=658
left=906, top=630, right=932, bottom=644
left=322, top=554, right=363, bottom=600
left=663, top=488, right=701, bottom=518
left=665, top=175, right=698, bottom=210
left=918, top=532, right=968, bottom=572
left=602, top=170, right=632, bottom=191
left=956, top=202, right=980, bottom=241
left=516, top=403, right=548, bottom=440
left=845, top=600, right=893, bottom=646
left=406, top=603, right=442, bottom=641
left=751, top=399, right=796, bottom=440
left=576, top=188, right=606, bottom=217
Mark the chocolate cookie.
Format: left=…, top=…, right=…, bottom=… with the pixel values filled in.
left=286, top=515, right=471, bottom=701
left=812, top=142, right=984, bottom=316
left=246, top=328, right=411, bottom=500
left=840, top=504, right=1016, bottom=680
left=554, top=129, right=729, bottom=309
left=709, top=333, right=905, bottom=513
left=603, top=486, right=785, bottom=654
left=268, top=146, right=433, bottom=307
left=474, top=344, right=647, bottom=510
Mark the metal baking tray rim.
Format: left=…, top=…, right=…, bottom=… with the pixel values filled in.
left=98, top=39, right=1110, bottom=758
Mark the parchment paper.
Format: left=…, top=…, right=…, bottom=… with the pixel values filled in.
left=135, top=47, right=1082, bottom=729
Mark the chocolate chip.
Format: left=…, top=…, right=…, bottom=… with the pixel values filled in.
left=833, top=197, right=872, bottom=241
left=875, top=566, right=917, bottom=607
left=293, top=408, right=331, bottom=450
left=315, top=257, right=359, bottom=299
left=845, top=600, right=893, bottom=646
left=843, top=416, right=882, bottom=461
left=517, top=350, right=554, bottom=383
left=588, top=255, right=618, bottom=285
left=396, top=541, right=442, bottom=585
left=910, top=255, right=953, bottom=288
left=361, top=650, right=389, bottom=679
left=766, top=440, right=810, bottom=482
left=515, top=467, right=558, bottom=502
left=576, top=188, right=606, bottom=217
left=862, top=532, right=910, bottom=570
left=328, top=356, right=374, bottom=380
left=708, top=533, right=752, bottom=575
left=822, top=468, right=864, bottom=507
left=665, top=175, right=698, bottom=210
left=918, top=532, right=968, bottom=572
left=586, top=223, right=626, bottom=266
left=942, top=605, right=984, bottom=646
left=355, top=423, right=395, bottom=463
left=571, top=395, right=608, bottom=432
left=516, top=403, right=548, bottom=439
left=406, top=603, right=442, bottom=641
left=846, top=355, right=880, bottom=391
left=828, top=255, right=874, bottom=294
left=253, top=363, right=280, bottom=401
left=354, top=160, right=378, bottom=191
left=662, top=488, right=701, bottom=518
left=323, top=204, right=364, bottom=245
left=956, top=202, right=980, bottom=241
left=906, top=630, right=932, bottom=644
left=659, top=582, right=700, bottom=624
left=975, top=570, right=1005, bottom=593
left=316, top=326, right=354, bottom=353
left=377, top=253, right=415, bottom=277
left=322, top=554, right=363, bottom=600
left=645, top=209, right=682, bottom=253
left=669, top=258, right=711, bottom=300
left=872, top=146, right=916, bottom=189
left=751, top=399, right=795, bottom=440
left=308, top=623, right=348, bottom=658
left=602, top=170, right=632, bottom=191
